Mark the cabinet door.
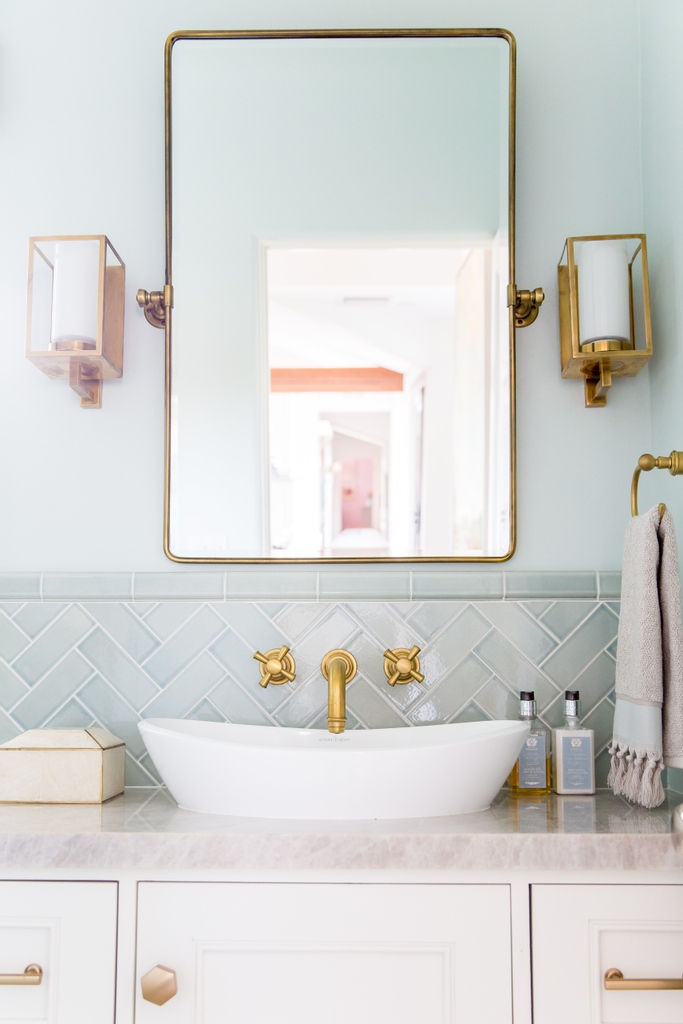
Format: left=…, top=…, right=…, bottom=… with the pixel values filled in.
left=136, top=883, right=512, bottom=1024
left=0, top=881, right=117, bottom=1024
left=532, top=884, right=683, bottom=1024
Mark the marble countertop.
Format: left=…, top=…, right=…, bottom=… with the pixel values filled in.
left=0, top=789, right=681, bottom=872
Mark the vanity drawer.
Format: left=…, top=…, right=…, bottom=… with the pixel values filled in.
left=135, top=882, right=512, bottom=1024
left=531, top=884, right=683, bottom=1024
left=0, top=881, right=117, bottom=1024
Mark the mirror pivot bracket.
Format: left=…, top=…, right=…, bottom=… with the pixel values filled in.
left=508, top=284, right=544, bottom=327
left=136, top=285, right=173, bottom=329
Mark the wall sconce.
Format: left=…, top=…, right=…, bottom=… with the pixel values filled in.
left=558, top=234, right=652, bottom=407
left=26, top=236, right=125, bottom=408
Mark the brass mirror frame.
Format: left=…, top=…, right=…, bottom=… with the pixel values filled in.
left=162, top=28, right=517, bottom=563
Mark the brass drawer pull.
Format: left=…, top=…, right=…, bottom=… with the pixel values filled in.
left=605, top=967, right=683, bottom=990
left=0, top=963, right=43, bottom=986
left=141, top=964, right=177, bottom=1005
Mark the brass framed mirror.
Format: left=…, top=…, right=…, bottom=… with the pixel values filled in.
left=162, top=29, right=518, bottom=562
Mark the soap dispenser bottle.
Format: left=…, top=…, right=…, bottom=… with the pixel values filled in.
left=508, top=691, right=551, bottom=795
left=552, top=690, right=595, bottom=794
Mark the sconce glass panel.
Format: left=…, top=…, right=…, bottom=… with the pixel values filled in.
left=26, top=236, right=125, bottom=407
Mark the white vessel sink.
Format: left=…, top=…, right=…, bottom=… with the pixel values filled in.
left=139, top=718, right=529, bottom=820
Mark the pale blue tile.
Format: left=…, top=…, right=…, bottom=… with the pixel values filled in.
left=142, top=604, right=200, bottom=641
left=78, top=628, right=159, bottom=709
left=380, top=676, right=427, bottom=713
left=474, top=632, right=559, bottom=710
left=43, top=698, right=95, bottom=729
left=505, top=572, right=598, bottom=600
left=83, top=604, right=159, bottom=662
left=594, top=748, right=613, bottom=788
left=0, top=604, right=22, bottom=616
left=134, top=572, right=225, bottom=601
left=12, top=651, right=94, bottom=729
left=345, top=603, right=427, bottom=649
left=412, top=572, right=504, bottom=600
left=475, top=675, right=520, bottom=721
left=540, top=602, right=596, bottom=641
left=143, top=607, right=226, bottom=686
left=475, top=603, right=557, bottom=664
left=387, top=603, right=414, bottom=619
left=565, top=652, right=617, bottom=711
left=419, top=605, right=492, bottom=687
left=12, top=606, right=94, bottom=685
left=522, top=601, right=554, bottom=619
left=0, top=710, right=21, bottom=744
left=0, top=574, right=41, bottom=600
left=343, top=676, right=406, bottom=729
left=185, top=698, right=227, bottom=723
left=130, top=603, right=158, bottom=617
left=319, top=572, right=411, bottom=601
left=581, top=698, right=617, bottom=752
left=273, top=603, right=329, bottom=642
left=666, top=766, right=683, bottom=794
left=277, top=606, right=357, bottom=683
left=274, top=675, right=327, bottom=727
left=404, top=602, right=467, bottom=640
left=453, top=701, right=490, bottom=724
left=139, top=752, right=164, bottom=785
left=608, top=602, right=620, bottom=613
left=409, top=654, right=491, bottom=724
left=43, top=573, right=133, bottom=601
left=142, top=652, right=225, bottom=718
left=125, top=752, right=159, bottom=787
left=11, top=603, right=66, bottom=639
left=598, top=573, right=621, bottom=600
left=607, top=638, right=618, bottom=659
left=210, top=630, right=273, bottom=693
left=211, top=603, right=289, bottom=653
left=225, top=572, right=317, bottom=600
left=0, top=662, right=29, bottom=708
left=345, top=630, right=389, bottom=689
left=79, top=675, right=146, bottom=757
left=257, top=603, right=288, bottom=619
left=541, top=605, right=619, bottom=685
left=208, top=677, right=275, bottom=726
left=0, top=613, right=30, bottom=661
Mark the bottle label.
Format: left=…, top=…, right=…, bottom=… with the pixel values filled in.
left=519, top=734, right=547, bottom=788
left=561, top=735, right=592, bottom=790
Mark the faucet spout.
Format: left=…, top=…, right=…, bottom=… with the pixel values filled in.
left=321, top=650, right=357, bottom=734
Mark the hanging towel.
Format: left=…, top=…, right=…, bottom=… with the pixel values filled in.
left=608, top=506, right=683, bottom=807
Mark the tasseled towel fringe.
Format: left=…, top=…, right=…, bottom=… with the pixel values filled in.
left=607, top=743, right=665, bottom=808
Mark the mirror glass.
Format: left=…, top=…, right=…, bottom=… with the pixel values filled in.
left=167, top=31, right=514, bottom=562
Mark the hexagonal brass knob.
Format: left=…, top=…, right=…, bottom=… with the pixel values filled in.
left=140, top=964, right=177, bottom=1005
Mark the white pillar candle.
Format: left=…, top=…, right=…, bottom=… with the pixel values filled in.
left=51, top=239, right=100, bottom=345
left=577, top=239, right=631, bottom=346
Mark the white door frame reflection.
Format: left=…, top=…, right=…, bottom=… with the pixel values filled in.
left=265, top=242, right=510, bottom=558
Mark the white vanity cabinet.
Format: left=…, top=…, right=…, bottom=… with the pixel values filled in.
left=531, top=885, right=683, bottom=1024
left=0, top=881, right=118, bottom=1024
left=134, top=882, right=513, bottom=1024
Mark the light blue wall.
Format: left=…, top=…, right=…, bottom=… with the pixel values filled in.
left=0, top=0, right=663, bottom=573
left=641, top=1, right=683, bottom=552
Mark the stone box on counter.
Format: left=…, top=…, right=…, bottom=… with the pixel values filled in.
left=0, top=728, right=125, bottom=804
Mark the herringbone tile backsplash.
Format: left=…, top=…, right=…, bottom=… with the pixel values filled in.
left=0, top=596, right=625, bottom=788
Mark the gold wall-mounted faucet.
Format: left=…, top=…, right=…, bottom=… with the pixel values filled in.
left=321, top=650, right=357, bottom=733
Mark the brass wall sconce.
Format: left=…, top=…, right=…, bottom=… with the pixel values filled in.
left=558, top=234, right=652, bottom=408
left=26, top=236, right=125, bottom=408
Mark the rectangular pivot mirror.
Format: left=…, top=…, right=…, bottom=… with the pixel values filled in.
left=166, top=29, right=516, bottom=562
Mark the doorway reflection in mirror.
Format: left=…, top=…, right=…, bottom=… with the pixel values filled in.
left=266, top=244, right=510, bottom=558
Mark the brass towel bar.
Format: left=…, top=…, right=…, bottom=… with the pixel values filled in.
left=630, top=450, right=683, bottom=517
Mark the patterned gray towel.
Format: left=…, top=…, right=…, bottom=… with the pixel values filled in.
left=609, top=506, right=683, bottom=807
